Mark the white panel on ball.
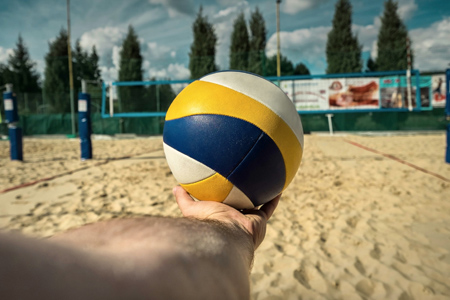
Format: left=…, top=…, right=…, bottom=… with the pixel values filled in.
left=163, top=143, right=216, bottom=184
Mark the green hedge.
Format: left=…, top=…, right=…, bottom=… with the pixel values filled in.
left=13, top=109, right=447, bottom=136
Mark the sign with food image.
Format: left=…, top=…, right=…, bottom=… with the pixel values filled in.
left=379, top=75, right=432, bottom=109
left=431, top=75, right=446, bottom=108
left=280, top=79, right=330, bottom=110
left=328, top=78, right=380, bottom=109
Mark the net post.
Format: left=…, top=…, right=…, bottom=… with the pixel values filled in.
left=326, top=114, right=334, bottom=136
left=3, top=84, right=23, bottom=161
left=109, top=83, right=114, bottom=117
left=406, top=37, right=413, bottom=111
left=101, top=81, right=106, bottom=117
left=78, top=91, right=92, bottom=160
left=445, top=68, right=450, bottom=164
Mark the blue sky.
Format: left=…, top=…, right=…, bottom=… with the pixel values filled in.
left=1, top=0, right=449, bottom=83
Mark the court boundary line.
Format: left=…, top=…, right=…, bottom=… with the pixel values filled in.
left=344, top=139, right=450, bottom=183
left=1, top=150, right=162, bottom=194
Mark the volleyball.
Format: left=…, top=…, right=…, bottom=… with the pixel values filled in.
left=163, top=71, right=304, bottom=209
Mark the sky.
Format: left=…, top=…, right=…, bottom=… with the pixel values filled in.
left=0, top=0, right=449, bottom=84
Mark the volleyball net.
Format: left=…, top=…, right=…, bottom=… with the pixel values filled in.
left=101, top=79, right=192, bottom=118
left=101, top=70, right=447, bottom=119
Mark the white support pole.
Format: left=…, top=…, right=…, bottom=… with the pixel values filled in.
left=67, top=0, right=76, bottom=136
left=109, top=84, right=114, bottom=117
left=326, top=114, right=334, bottom=136
left=276, top=0, right=281, bottom=83
left=406, top=37, right=413, bottom=111
left=81, top=79, right=87, bottom=93
left=5, top=83, right=13, bottom=92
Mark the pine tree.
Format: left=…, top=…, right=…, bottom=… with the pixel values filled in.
left=0, top=63, right=13, bottom=94
left=366, top=56, right=377, bottom=72
left=89, top=46, right=101, bottom=81
left=294, top=63, right=310, bottom=75
left=74, top=41, right=101, bottom=86
left=73, top=39, right=88, bottom=93
left=7, top=35, right=40, bottom=93
left=265, top=54, right=294, bottom=76
left=326, top=0, right=362, bottom=74
left=248, top=7, right=267, bottom=75
left=43, top=29, right=71, bottom=113
left=118, top=25, right=143, bottom=112
left=189, top=6, right=218, bottom=79
left=229, top=12, right=250, bottom=71
left=375, top=0, right=412, bottom=71
left=0, top=63, right=9, bottom=85
left=7, top=35, right=41, bottom=114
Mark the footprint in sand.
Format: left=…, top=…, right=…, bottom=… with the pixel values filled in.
left=354, top=258, right=366, bottom=275
left=346, top=216, right=359, bottom=228
left=355, top=278, right=374, bottom=298
left=370, top=243, right=382, bottom=260
left=293, top=265, right=311, bottom=289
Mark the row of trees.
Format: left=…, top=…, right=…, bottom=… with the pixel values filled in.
left=326, top=0, right=412, bottom=73
left=43, top=30, right=101, bottom=112
left=189, top=6, right=310, bottom=79
left=0, top=31, right=101, bottom=113
left=188, top=0, right=412, bottom=78
left=0, top=0, right=412, bottom=113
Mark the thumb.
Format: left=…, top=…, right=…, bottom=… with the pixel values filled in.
left=173, top=186, right=196, bottom=216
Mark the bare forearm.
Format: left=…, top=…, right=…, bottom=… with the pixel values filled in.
left=54, top=217, right=254, bottom=299
left=0, top=217, right=254, bottom=300
left=0, top=231, right=126, bottom=299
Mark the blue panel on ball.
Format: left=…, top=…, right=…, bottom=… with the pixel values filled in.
left=163, top=114, right=262, bottom=177
left=228, top=132, right=286, bottom=207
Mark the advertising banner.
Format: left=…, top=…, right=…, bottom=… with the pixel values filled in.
left=380, top=76, right=432, bottom=109
left=328, top=78, right=380, bottom=109
left=280, top=79, right=329, bottom=110
left=431, top=75, right=446, bottom=108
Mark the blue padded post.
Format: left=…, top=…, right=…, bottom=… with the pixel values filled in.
left=3, top=91, right=19, bottom=123
left=3, top=90, right=23, bottom=161
left=9, top=126, right=23, bottom=161
left=78, top=92, right=92, bottom=160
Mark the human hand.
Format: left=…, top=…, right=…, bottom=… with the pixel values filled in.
left=173, top=186, right=280, bottom=250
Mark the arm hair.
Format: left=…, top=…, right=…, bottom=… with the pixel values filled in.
left=0, top=217, right=254, bottom=300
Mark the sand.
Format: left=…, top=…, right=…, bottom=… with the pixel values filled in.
left=1, top=133, right=449, bottom=299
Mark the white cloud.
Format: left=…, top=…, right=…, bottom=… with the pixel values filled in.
left=100, top=66, right=118, bottom=83
left=266, top=22, right=380, bottom=74
left=353, top=23, right=379, bottom=53
left=212, top=1, right=251, bottom=69
left=131, top=9, right=165, bottom=28
left=217, top=0, right=242, bottom=6
left=371, top=40, right=378, bottom=59
left=0, top=47, right=13, bottom=63
left=143, top=60, right=151, bottom=70
left=100, top=45, right=122, bottom=83
left=35, top=59, right=45, bottom=78
left=148, top=0, right=195, bottom=17
left=145, top=42, right=172, bottom=60
left=112, top=46, right=121, bottom=69
left=79, top=27, right=126, bottom=59
left=397, top=0, right=417, bottom=21
left=410, top=17, right=450, bottom=71
left=266, top=26, right=330, bottom=73
left=78, top=26, right=191, bottom=83
left=148, top=63, right=190, bottom=80
left=281, top=0, right=329, bottom=15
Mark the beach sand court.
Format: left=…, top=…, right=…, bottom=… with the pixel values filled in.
left=1, top=134, right=449, bottom=299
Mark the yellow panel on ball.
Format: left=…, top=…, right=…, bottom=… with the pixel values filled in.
left=180, top=172, right=234, bottom=202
